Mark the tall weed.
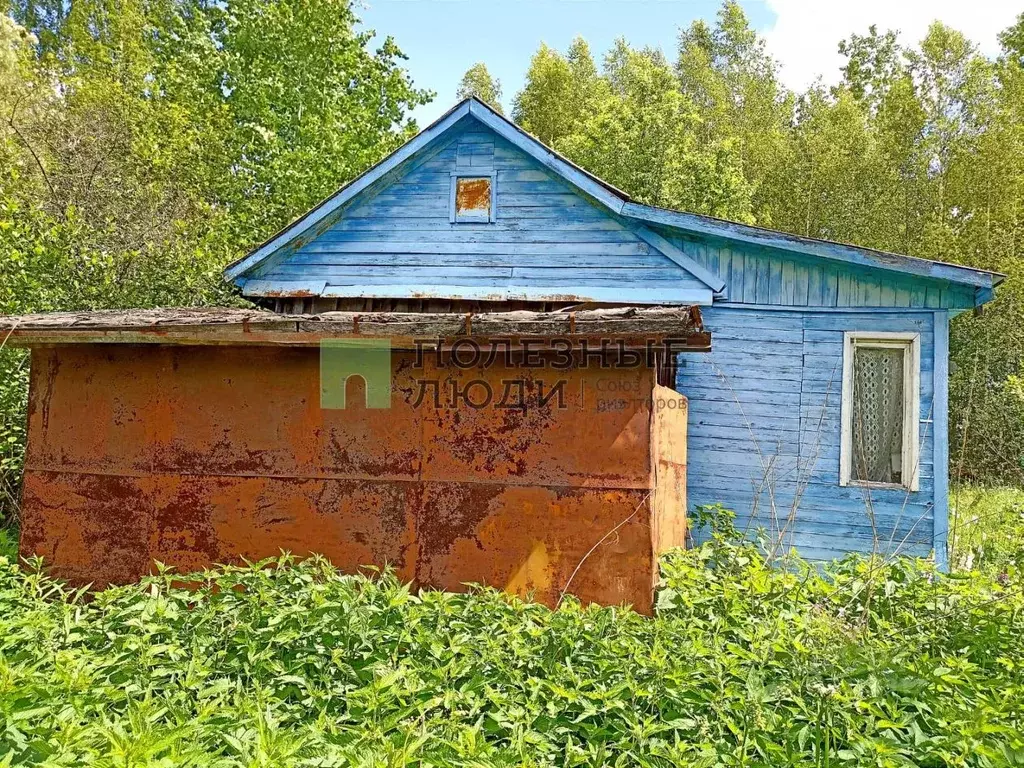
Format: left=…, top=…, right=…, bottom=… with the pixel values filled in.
left=0, top=508, right=1022, bottom=766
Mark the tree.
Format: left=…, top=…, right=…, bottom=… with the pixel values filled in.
left=0, top=0, right=433, bottom=519
left=456, top=62, right=502, bottom=111
left=513, top=43, right=574, bottom=146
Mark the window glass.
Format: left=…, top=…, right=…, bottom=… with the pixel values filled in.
left=454, top=177, right=491, bottom=222
left=851, top=345, right=905, bottom=484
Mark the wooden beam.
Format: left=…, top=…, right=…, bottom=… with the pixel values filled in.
left=0, top=306, right=711, bottom=350
left=933, top=310, right=950, bottom=571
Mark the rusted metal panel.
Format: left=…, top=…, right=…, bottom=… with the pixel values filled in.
left=454, top=177, right=491, bottom=217
left=21, top=343, right=663, bottom=610
left=419, top=360, right=652, bottom=488
left=416, top=484, right=653, bottom=610
left=21, top=472, right=419, bottom=588
left=26, top=345, right=425, bottom=482
left=650, top=385, right=688, bottom=586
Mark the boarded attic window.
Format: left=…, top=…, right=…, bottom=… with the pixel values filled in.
left=450, top=173, right=495, bottom=223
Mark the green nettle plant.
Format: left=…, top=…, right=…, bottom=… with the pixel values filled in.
left=1, top=504, right=1022, bottom=767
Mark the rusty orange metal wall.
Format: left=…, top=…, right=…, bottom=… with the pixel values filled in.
left=21, top=344, right=658, bottom=609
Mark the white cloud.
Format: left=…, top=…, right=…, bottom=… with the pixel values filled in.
left=762, top=0, right=1020, bottom=92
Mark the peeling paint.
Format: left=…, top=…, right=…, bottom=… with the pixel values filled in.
left=19, top=343, right=676, bottom=610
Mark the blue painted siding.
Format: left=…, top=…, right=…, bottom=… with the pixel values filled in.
left=244, top=118, right=713, bottom=304
left=679, top=306, right=942, bottom=561
left=660, top=230, right=977, bottom=310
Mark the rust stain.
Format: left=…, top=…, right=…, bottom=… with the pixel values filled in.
left=455, top=177, right=491, bottom=215
left=261, top=289, right=317, bottom=298
left=20, top=343, right=665, bottom=610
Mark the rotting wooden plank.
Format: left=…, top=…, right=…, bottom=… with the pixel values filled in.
left=0, top=306, right=711, bottom=348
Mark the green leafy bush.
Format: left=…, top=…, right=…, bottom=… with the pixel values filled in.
left=2, top=507, right=1023, bottom=767
left=949, top=486, right=1024, bottom=572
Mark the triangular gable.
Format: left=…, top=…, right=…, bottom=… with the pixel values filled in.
left=226, top=99, right=722, bottom=305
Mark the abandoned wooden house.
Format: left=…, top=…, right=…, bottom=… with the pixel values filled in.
left=2, top=98, right=1002, bottom=611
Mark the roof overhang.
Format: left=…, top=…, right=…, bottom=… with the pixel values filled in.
left=0, top=306, right=710, bottom=351
left=622, top=203, right=1005, bottom=299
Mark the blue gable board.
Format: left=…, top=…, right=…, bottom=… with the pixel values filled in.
left=231, top=109, right=718, bottom=305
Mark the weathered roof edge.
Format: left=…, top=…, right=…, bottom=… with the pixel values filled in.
left=0, top=306, right=710, bottom=349
left=625, top=202, right=1005, bottom=294
left=223, top=96, right=1002, bottom=300
left=223, top=97, right=725, bottom=294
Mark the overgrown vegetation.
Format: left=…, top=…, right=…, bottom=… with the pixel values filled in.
left=949, top=486, right=1024, bottom=572
left=1, top=504, right=1022, bottom=766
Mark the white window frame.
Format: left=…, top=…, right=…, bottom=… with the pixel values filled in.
left=840, top=331, right=921, bottom=492
left=449, top=171, right=497, bottom=224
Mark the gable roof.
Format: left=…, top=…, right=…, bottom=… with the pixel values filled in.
left=225, top=97, right=1002, bottom=305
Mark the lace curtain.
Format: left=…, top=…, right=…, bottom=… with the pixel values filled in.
left=851, top=346, right=904, bottom=484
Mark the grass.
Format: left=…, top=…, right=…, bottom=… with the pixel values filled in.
left=0, top=500, right=1023, bottom=767
left=949, top=486, right=1024, bottom=572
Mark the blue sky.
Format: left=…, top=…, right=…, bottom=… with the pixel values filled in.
left=359, top=0, right=774, bottom=125
left=357, top=0, right=1018, bottom=127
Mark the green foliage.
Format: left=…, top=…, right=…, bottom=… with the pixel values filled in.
left=0, top=0, right=431, bottom=522
left=1, top=507, right=1023, bottom=766
left=949, top=486, right=1024, bottom=571
left=510, top=6, right=1024, bottom=485
left=456, top=63, right=502, bottom=112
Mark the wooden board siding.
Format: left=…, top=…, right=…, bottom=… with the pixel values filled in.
left=677, top=306, right=942, bottom=561
left=660, top=230, right=978, bottom=310
left=244, top=120, right=714, bottom=304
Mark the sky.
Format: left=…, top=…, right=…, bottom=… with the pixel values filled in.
left=357, top=0, right=1021, bottom=127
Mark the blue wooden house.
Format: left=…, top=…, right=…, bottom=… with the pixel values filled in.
left=225, top=98, right=1002, bottom=566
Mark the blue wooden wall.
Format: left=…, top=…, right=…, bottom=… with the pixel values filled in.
left=241, top=118, right=713, bottom=304
left=678, top=306, right=947, bottom=561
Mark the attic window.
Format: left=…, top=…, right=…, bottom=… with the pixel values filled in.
left=840, top=332, right=921, bottom=491
left=450, top=172, right=495, bottom=223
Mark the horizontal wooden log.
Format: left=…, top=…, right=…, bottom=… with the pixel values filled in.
left=0, top=306, right=710, bottom=349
